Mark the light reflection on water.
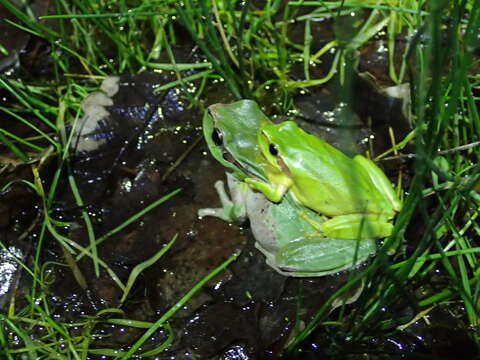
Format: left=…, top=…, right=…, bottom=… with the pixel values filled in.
left=0, top=246, right=23, bottom=296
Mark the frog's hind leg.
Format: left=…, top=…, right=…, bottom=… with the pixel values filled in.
left=320, top=214, right=393, bottom=240
left=275, top=236, right=377, bottom=277
left=298, top=211, right=327, bottom=235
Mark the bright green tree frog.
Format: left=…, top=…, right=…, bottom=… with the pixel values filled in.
left=198, top=100, right=379, bottom=277
left=245, top=120, right=402, bottom=241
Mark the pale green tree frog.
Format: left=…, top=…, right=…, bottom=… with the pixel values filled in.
left=198, top=100, right=380, bottom=277
left=245, top=120, right=402, bottom=241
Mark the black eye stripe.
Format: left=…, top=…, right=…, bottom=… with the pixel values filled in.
left=223, top=152, right=234, bottom=163
left=212, top=128, right=223, bottom=146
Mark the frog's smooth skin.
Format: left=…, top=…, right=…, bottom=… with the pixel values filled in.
left=246, top=120, right=402, bottom=241
left=198, top=100, right=380, bottom=277
left=201, top=173, right=377, bottom=277
left=201, top=100, right=270, bottom=181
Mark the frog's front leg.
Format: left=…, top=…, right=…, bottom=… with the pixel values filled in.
left=320, top=214, right=394, bottom=240
left=198, top=173, right=247, bottom=222
left=244, top=177, right=291, bottom=202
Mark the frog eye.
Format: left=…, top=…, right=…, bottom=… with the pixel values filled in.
left=269, top=144, right=279, bottom=156
left=212, top=128, right=223, bottom=146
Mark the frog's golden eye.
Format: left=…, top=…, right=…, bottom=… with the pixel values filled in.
left=212, top=128, right=223, bottom=146
left=269, top=143, right=279, bottom=156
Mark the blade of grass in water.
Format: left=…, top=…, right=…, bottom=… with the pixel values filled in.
left=120, top=235, right=177, bottom=303
left=67, top=173, right=99, bottom=276
left=117, top=252, right=239, bottom=359
left=75, top=188, right=181, bottom=260
left=0, top=132, right=29, bottom=162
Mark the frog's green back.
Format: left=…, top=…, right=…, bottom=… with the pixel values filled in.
left=261, top=121, right=394, bottom=217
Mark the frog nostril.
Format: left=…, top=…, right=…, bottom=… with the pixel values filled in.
left=212, top=128, right=223, bottom=146
left=269, top=143, right=279, bottom=156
